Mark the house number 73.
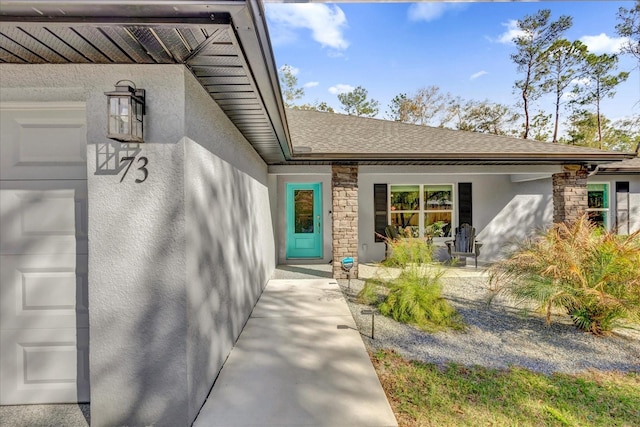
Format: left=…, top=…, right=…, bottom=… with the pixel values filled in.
left=120, top=155, right=149, bottom=183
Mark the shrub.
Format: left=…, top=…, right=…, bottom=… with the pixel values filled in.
left=360, top=236, right=465, bottom=332
left=381, top=233, right=434, bottom=268
left=489, top=215, right=640, bottom=335
left=379, top=269, right=465, bottom=332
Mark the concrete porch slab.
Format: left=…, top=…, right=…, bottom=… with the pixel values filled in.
left=192, top=279, right=397, bottom=427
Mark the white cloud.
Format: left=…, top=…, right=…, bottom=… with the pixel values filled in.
left=580, top=33, right=628, bottom=54
left=328, top=84, right=354, bottom=95
left=303, top=81, right=319, bottom=88
left=408, top=3, right=466, bottom=22
left=494, top=19, right=526, bottom=44
left=266, top=4, right=349, bottom=50
left=470, top=70, right=488, bottom=80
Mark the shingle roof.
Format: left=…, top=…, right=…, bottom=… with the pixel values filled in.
left=597, top=157, right=640, bottom=174
left=285, top=109, right=634, bottom=164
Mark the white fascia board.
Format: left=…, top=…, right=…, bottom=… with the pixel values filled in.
left=268, top=165, right=332, bottom=175
left=358, top=165, right=563, bottom=175
left=509, top=173, right=554, bottom=183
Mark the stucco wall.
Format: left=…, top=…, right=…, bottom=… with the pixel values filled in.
left=357, top=166, right=556, bottom=263
left=0, top=64, right=275, bottom=426
left=183, top=70, right=274, bottom=421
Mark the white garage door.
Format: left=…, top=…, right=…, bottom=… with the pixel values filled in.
left=0, top=102, right=90, bottom=405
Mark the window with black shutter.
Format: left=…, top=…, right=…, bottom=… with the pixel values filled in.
left=458, top=182, right=472, bottom=226
left=374, top=184, right=388, bottom=242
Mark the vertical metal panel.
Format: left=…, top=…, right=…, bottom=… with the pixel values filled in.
left=121, top=27, right=171, bottom=63
left=1, top=27, right=68, bottom=62
left=99, top=27, right=155, bottom=63
left=0, top=32, right=47, bottom=63
left=73, top=27, right=131, bottom=63
left=151, top=27, right=192, bottom=62
left=45, top=27, right=111, bottom=63
left=0, top=46, right=27, bottom=62
left=14, top=27, right=90, bottom=63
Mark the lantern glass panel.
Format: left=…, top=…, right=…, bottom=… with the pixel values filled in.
left=109, top=96, right=133, bottom=136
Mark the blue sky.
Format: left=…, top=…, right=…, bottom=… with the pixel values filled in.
left=264, top=1, right=639, bottom=128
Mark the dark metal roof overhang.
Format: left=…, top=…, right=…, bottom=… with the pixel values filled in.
left=0, top=0, right=292, bottom=163
left=278, top=151, right=636, bottom=166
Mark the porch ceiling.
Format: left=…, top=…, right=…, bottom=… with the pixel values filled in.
left=0, top=0, right=291, bottom=164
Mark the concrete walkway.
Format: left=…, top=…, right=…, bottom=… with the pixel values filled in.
left=192, top=278, right=397, bottom=427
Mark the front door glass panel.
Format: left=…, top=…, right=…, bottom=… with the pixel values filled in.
left=294, top=190, right=314, bottom=233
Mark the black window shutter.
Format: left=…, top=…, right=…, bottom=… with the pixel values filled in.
left=374, top=184, right=388, bottom=242
left=616, top=181, right=629, bottom=193
left=458, top=182, right=472, bottom=226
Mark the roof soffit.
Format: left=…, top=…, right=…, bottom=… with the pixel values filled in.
left=0, top=0, right=291, bottom=164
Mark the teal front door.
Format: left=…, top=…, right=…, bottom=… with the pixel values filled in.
left=286, top=183, right=323, bottom=259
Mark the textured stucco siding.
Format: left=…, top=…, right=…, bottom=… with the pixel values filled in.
left=479, top=178, right=553, bottom=261
left=183, top=70, right=275, bottom=422
left=0, top=64, right=274, bottom=426
left=84, top=65, right=190, bottom=426
left=357, top=166, right=554, bottom=264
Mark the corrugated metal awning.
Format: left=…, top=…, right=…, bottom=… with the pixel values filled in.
left=0, top=0, right=291, bottom=164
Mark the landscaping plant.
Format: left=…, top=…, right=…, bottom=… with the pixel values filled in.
left=489, top=215, right=640, bottom=335
left=360, top=235, right=464, bottom=332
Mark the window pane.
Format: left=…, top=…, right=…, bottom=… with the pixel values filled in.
left=391, top=212, right=419, bottom=237
left=588, top=184, right=608, bottom=209
left=425, top=185, right=453, bottom=211
left=390, top=185, right=419, bottom=211
left=294, top=190, right=314, bottom=233
left=425, top=212, right=452, bottom=237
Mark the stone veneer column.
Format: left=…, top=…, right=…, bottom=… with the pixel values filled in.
left=552, top=164, right=588, bottom=224
left=332, top=164, right=358, bottom=279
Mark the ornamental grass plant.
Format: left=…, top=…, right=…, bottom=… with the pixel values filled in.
left=359, top=234, right=465, bottom=332
left=489, top=215, right=640, bottom=335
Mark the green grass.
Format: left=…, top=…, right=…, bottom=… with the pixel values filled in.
left=371, top=349, right=640, bottom=427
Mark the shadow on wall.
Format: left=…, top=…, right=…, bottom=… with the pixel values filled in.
left=90, top=140, right=274, bottom=426
left=184, top=140, right=274, bottom=422
left=477, top=194, right=552, bottom=262
left=90, top=177, right=188, bottom=426
left=0, top=180, right=90, bottom=408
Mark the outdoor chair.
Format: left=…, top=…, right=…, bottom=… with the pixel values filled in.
left=445, top=223, right=482, bottom=268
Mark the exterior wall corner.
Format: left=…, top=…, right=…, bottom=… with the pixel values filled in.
left=552, top=164, right=588, bottom=224
left=332, top=165, right=359, bottom=278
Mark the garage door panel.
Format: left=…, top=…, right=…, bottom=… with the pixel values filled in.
left=0, top=181, right=88, bottom=255
left=0, top=254, right=88, bottom=330
left=0, top=103, right=87, bottom=180
left=1, top=102, right=89, bottom=406
left=0, top=327, right=90, bottom=404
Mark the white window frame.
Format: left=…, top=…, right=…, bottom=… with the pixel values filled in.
left=586, top=182, right=610, bottom=230
left=388, top=184, right=456, bottom=241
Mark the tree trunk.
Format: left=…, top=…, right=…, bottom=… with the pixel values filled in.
left=596, top=82, right=602, bottom=149
left=522, top=91, right=530, bottom=139
left=553, top=87, right=561, bottom=143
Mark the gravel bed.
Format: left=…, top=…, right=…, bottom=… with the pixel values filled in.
left=340, top=276, right=640, bottom=375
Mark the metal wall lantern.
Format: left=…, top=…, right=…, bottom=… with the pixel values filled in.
left=105, top=80, right=145, bottom=143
